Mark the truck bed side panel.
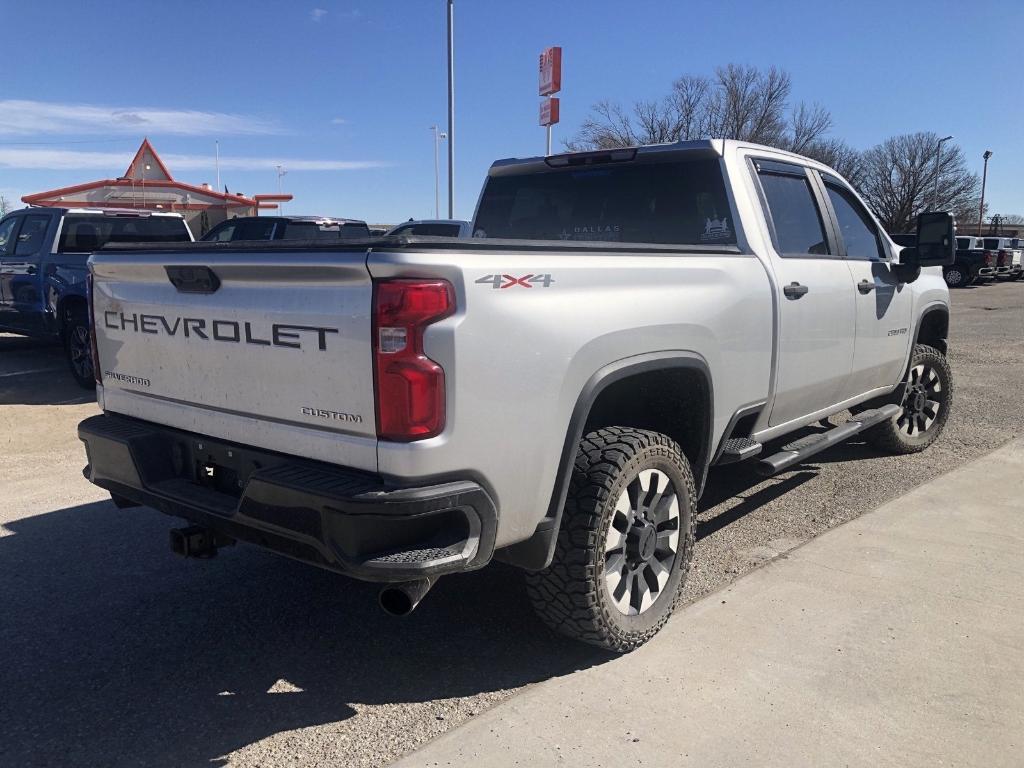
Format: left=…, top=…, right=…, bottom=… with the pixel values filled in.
left=369, top=247, right=773, bottom=548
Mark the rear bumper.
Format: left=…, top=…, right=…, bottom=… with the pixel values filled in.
left=78, top=413, right=497, bottom=581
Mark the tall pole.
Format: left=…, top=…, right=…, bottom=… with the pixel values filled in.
left=932, top=135, right=952, bottom=210
left=978, top=150, right=992, bottom=236
left=431, top=125, right=446, bottom=219
left=446, top=0, right=455, bottom=219
left=546, top=125, right=552, bottom=156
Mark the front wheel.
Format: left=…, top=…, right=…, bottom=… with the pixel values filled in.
left=943, top=266, right=969, bottom=288
left=64, top=309, right=96, bottom=390
left=525, top=427, right=696, bottom=653
left=864, top=344, right=952, bottom=455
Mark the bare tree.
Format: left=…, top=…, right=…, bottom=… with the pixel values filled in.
left=801, top=138, right=865, bottom=188
left=1000, top=213, right=1024, bottom=225
left=858, top=132, right=979, bottom=233
left=566, top=64, right=833, bottom=152
left=0, top=195, right=10, bottom=216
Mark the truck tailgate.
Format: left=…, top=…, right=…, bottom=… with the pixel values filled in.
left=90, top=249, right=378, bottom=471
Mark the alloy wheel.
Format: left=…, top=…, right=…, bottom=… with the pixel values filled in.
left=898, top=363, right=943, bottom=436
left=604, top=469, right=680, bottom=615
left=69, top=325, right=93, bottom=380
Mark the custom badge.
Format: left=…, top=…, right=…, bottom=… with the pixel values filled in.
left=701, top=216, right=731, bottom=241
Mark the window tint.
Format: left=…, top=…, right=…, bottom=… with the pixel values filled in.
left=235, top=218, right=277, bottom=240
left=409, top=223, right=461, bottom=237
left=473, top=158, right=736, bottom=245
left=0, top=216, right=19, bottom=255
left=14, top=215, right=50, bottom=255
left=956, top=237, right=971, bottom=250
left=824, top=181, right=884, bottom=260
left=757, top=171, right=829, bottom=256
left=982, top=238, right=1000, bottom=250
left=338, top=222, right=371, bottom=239
left=206, top=222, right=237, bottom=242
left=58, top=215, right=190, bottom=252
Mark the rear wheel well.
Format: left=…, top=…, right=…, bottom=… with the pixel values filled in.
left=583, top=367, right=711, bottom=484
left=916, top=308, right=948, bottom=355
left=57, top=295, right=88, bottom=337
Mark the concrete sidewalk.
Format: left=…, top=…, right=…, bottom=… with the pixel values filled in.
left=394, top=439, right=1024, bottom=768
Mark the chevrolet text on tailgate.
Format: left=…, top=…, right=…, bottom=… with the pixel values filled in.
left=79, top=140, right=956, bottom=652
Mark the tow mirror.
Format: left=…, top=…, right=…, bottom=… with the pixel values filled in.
left=912, top=211, right=955, bottom=266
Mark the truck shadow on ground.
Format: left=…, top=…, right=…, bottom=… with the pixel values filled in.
left=0, top=334, right=92, bottom=406
left=0, top=500, right=609, bottom=767
left=1, top=430, right=854, bottom=767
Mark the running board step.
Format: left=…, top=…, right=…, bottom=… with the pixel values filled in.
left=716, top=437, right=763, bottom=465
left=756, top=404, right=902, bottom=476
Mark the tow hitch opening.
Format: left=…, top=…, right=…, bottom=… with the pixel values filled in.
left=170, top=525, right=235, bottom=559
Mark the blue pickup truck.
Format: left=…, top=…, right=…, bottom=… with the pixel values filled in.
left=0, top=207, right=193, bottom=387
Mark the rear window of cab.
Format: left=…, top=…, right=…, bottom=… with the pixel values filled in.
left=473, top=157, right=736, bottom=246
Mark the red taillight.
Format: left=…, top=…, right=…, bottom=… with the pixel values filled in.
left=372, top=279, right=454, bottom=441
left=86, top=268, right=101, bottom=384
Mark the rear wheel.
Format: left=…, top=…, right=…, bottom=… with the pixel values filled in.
left=64, top=309, right=95, bottom=390
left=525, top=427, right=696, bottom=653
left=864, top=344, right=952, bottom=455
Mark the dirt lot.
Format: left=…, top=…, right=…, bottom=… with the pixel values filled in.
left=1, top=280, right=1022, bottom=768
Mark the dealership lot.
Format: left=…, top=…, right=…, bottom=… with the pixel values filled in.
left=1, top=281, right=1023, bottom=768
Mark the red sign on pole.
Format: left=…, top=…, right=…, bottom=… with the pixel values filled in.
left=539, top=46, right=562, bottom=96
left=540, top=97, right=560, bottom=127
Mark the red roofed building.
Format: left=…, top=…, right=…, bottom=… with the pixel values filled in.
left=22, top=139, right=292, bottom=236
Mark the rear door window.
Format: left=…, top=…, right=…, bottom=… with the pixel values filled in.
left=473, top=157, right=736, bottom=245
left=756, top=165, right=830, bottom=256
left=982, top=238, right=1000, bottom=250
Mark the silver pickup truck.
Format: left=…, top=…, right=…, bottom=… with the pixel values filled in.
left=79, top=140, right=956, bottom=652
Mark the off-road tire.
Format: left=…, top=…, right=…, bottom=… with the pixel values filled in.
left=864, top=344, right=952, bottom=455
left=64, top=308, right=96, bottom=390
left=525, top=427, right=696, bottom=653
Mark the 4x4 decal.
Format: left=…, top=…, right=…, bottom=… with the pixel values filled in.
left=475, top=274, right=555, bottom=289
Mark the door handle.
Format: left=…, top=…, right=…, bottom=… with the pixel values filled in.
left=25, top=266, right=37, bottom=275
left=783, top=282, right=809, bottom=299
left=857, top=280, right=876, bottom=293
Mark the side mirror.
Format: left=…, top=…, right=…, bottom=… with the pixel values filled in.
left=914, top=211, right=955, bottom=266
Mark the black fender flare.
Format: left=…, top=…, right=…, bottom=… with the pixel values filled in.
left=912, top=302, right=950, bottom=355
left=497, top=351, right=713, bottom=571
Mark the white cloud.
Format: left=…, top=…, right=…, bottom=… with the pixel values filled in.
left=330, top=117, right=348, bottom=125
left=310, top=8, right=328, bottom=22
left=0, top=147, right=389, bottom=172
left=0, top=100, right=279, bottom=136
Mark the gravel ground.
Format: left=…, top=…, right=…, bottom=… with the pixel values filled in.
left=0, top=280, right=1021, bottom=767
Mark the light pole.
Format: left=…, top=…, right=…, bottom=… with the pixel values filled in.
left=142, top=163, right=151, bottom=208
left=446, top=0, right=455, bottom=219
left=931, top=135, right=953, bottom=210
left=276, top=165, right=288, bottom=215
left=430, top=125, right=447, bottom=219
left=978, top=150, right=993, bottom=236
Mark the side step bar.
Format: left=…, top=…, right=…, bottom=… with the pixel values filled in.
left=756, top=404, right=902, bottom=477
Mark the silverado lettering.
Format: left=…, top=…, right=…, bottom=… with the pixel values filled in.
left=102, top=311, right=339, bottom=351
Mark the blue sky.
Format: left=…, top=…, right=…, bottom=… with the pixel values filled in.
left=1, top=0, right=1021, bottom=224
